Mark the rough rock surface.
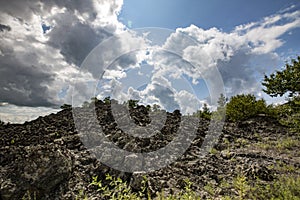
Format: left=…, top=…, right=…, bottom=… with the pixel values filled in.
left=0, top=101, right=299, bottom=199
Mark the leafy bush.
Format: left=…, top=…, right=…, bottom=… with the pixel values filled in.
left=225, top=94, right=267, bottom=122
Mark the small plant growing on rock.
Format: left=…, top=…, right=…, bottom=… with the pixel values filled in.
left=233, top=174, right=250, bottom=200
left=90, top=174, right=142, bottom=199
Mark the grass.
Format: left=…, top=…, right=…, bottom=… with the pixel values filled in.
left=255, top=136, right=300, bottom=152
left=74, top=172, right=300, bottom=200
left=77, top=174, right=201, bottom=200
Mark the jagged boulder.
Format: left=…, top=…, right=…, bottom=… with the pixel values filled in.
left=0, top=144, right=73, bottom=199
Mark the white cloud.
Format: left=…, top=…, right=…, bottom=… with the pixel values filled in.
left=103, top=70, right=127, bottom=79
left=174, top=90, right=201, bottom=114
left=154, top=9, right=300, bottom=101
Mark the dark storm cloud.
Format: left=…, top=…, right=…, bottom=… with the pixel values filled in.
left=47, top=12, right=112, bottom=66
left=0, top=52, right=55, bottom=106
left=0, top=0, right=96, bottom=21
left=0, top=0, right=123, bottom=107
left=217, top=50, right=256, bottom=96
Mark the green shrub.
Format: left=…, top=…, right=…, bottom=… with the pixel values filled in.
left=225, top=94, right=267, bottom=122
left=104, top=96, right=111, bottom=104
left=128, top=99, right=139, bottom=109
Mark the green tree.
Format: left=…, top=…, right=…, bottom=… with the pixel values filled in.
left=262, top=56, right=300, bottom=98
left=212, top=93, right=227, bottom=120
left=262, top=56, right=300, bottom=132
left=217, top=93, right=227, bottom=107
left=194, top=103, right=211, bottom=120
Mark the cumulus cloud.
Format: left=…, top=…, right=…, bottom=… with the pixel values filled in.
left=93, top=8, right=300, bottom=113
left=174, top=90, right=201, bottom=114
left=158, top=9, right=300, bottom=99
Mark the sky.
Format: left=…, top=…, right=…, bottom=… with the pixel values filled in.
left=0, top=0, right=300, bottom=123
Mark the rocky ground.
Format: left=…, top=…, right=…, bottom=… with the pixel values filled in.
left=0, top=101, right=299, bottom=199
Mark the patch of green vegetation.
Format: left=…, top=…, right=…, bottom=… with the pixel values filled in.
left=10, top=138, right=15, bottom=145
left=235, top=138, right=249, bottom=148
left=263, top=56, right=300, bottom=133
left=204, top=182, right=216, bottom=197
left=249, top=175, right=300, bottom=200
left=212, top=173, right=300, bottom=200
left=255, top=137, right=300, bottom=152
left=89, top=174, right=144, bottom=200
left=77, top=174, right=202, bottom=200
left=76, top=190, right=88, bottom=200
left=76, top=170, right=300, bottom=200
left=209, top=147, right=219, bottom=155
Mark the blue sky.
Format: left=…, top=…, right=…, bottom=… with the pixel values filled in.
left=119, top=0, right=300, bottom=55
left=117, top=0, right=300, bottom=106
left=0, top=0, right=300, bottom=123
left=119, top=0, right=296, bottom=29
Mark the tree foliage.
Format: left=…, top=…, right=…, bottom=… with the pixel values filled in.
left=262, top=56, right=300, bottom=98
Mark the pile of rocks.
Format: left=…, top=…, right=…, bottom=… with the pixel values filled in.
left=0, top=101, right=298, bottom=199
